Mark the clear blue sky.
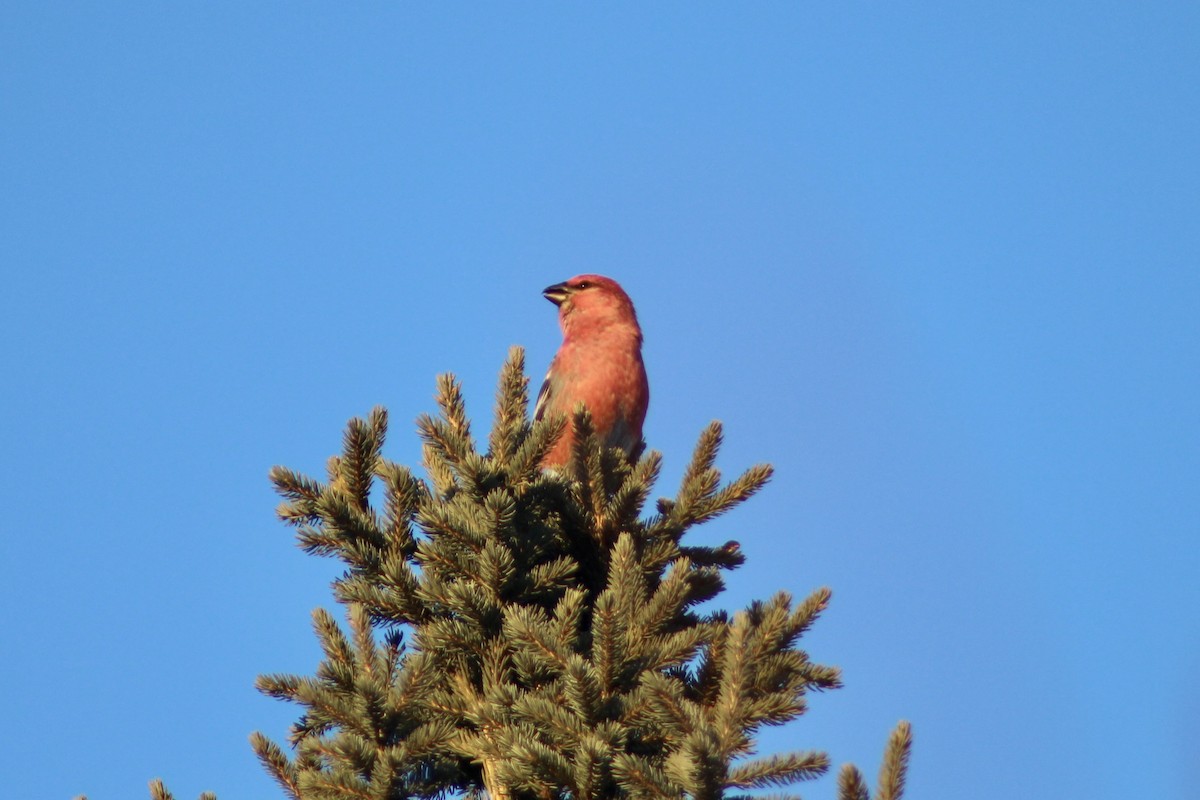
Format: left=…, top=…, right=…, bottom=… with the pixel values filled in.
left=2, top=4, right=1197, bottom=799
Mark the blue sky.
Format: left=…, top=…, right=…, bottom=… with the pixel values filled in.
left=2, top=4, right=1197, bottom=799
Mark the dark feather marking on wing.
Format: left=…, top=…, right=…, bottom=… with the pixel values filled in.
left=533, top=369, right=553, bottom=421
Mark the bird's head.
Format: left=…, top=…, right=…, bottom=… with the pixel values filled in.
left=543, top=274, right=641, bottom=338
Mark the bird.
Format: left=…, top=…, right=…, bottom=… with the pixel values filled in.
left=534, top=274, right=650, bottom=468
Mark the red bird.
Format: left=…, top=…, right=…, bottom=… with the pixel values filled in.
left=535, top=275, right=650, bottom=467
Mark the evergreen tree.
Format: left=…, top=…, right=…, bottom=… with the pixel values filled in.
left=141, top=347, right=911, bottom=800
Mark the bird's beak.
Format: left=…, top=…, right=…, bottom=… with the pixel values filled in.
left=542, top=281, right=571, bottom=306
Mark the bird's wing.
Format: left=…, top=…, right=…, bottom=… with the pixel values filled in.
left=533, top=367, right=554, bottom=422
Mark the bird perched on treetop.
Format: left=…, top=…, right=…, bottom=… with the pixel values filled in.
left=534, top=274, right=649, bottom=468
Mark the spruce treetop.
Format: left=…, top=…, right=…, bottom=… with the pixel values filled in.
left=140, top=347, right=909, bottom=800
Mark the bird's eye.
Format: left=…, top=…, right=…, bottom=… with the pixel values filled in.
left=576, top=281, right=591, bottom=290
